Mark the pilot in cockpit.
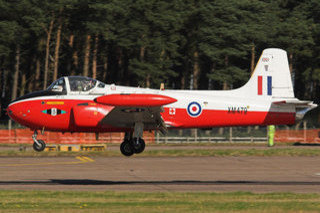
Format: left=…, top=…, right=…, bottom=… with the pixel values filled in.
left=48, top=78, right=66, bottom=93
left=69, top=77, right=96, bottom=92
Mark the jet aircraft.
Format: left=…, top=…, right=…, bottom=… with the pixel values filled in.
left=7, top=48, right=317, bottom=156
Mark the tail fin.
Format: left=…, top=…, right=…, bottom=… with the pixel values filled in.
left=240, top=48, right=317, bottom=121
left=238, top=48, right=294, bottom=98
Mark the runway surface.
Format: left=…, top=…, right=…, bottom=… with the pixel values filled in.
left=1, top=155, right=320, bottom=192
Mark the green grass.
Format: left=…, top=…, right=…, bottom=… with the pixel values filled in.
left=0, top=191, right=320, bottom=212
left=0, top=147, right=320, bottom=157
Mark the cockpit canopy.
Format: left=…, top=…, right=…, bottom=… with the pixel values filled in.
left=47, top=76, right=105, bottom=94
left=68, top=76, right=96, bottom=92
left=47, top=77, right=66, bottom=93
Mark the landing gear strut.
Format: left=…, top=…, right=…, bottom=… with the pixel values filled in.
left=32, top=130, right=46, bottom=152
left=120, top=122, right=146, bottom=156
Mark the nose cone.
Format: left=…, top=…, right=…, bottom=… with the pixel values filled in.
left=7, top=102, right=18, bottom=121
left=6, top=105, right=13, bottom=117
left=7, top=101, right=28, bottom=124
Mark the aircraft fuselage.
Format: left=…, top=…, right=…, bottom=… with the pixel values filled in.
left=8, top=85, right=296, bottom=133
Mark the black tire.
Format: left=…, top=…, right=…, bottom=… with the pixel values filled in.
left=33, top=140, right=46, bottom=152
left=120, top=140, right=134, bottom=156
left=132, top=137, right=145, bottom=154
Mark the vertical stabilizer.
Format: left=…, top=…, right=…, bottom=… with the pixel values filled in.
left=238, top=48, right=294, bottom=98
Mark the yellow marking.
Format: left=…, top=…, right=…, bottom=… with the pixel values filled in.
left=81, top=156, right=94, bottom=162
left=250, top=54, right=263, bottom=77
left=46, top=101, right=64, bottom=105
left=0, top=156, right=94, bottom=167
left=94, top=111, right=98, bottom=115
left=76, top=156, right=85, bottom=162
left=89, top=103, right=96, bottom=106
left=76, top=156, right=89, bottom=162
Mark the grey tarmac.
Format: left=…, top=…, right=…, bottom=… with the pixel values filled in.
left=1, top=155, right=320, bottom=193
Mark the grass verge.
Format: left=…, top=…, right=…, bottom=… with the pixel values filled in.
left=1, top=147, right=320, bottom=157
left=0, top=191, right=320, bottom=212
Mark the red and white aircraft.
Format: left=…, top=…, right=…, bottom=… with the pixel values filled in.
left=7, top=48, right=317, bottom=156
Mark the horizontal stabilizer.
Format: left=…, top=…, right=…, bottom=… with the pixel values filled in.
left=94, top=94, right=177, bottom=107
left=272, top=98, right=317, bottom=121
left=272, top=99, right=317, bottom=108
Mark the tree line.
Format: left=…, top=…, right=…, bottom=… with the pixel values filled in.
left=0, top=0, right=320, bottom=109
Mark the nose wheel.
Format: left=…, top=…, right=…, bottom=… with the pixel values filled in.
left=32, top=131, right=46, bottom=152
left=33, top=139, right=46, bottom=152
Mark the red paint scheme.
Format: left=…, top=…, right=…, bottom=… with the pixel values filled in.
left=161, top=108, right=296, bottom=128
left=72, top=103, right=114, bottom=127
left=258, top=76, right=262, bottom=95
left=8, top=99, right=296, bottom=133
left=95, top=94, right=177, bottom=107
left=8, top=100, right=119, bottom=132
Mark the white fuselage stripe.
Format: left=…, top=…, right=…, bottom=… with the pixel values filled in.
left=9, top=92, right=295, bottom=113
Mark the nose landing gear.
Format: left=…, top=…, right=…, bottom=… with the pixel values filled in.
left=32, top=130, right=46, bottom=152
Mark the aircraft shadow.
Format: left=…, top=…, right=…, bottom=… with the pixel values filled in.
left=0, top=179, right=319, bottom=186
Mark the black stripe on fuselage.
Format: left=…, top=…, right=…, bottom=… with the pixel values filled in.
left=10, top=90, right=67, bottom=105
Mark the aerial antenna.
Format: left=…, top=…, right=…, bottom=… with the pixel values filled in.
left=160, top=83, right=164, bottom=91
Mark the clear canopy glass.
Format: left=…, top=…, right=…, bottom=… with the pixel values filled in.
left=47, top=77, right=66, bottom=93
left=68, top=76, right=97, bottom=92
left=47, top=76, right=98, bottom=93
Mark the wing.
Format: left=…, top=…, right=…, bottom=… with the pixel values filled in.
left=94, top=94, right=177, bottom=133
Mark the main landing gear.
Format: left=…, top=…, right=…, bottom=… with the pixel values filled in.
left=32, top=130, right=46, bottom=152
left=120, top=122, right=145, bottom=157
left=120, top=136, right=145, bottom=156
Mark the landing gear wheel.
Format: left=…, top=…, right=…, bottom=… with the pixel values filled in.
left=120, top=140, right=134, bottom=156
left=132, top=137, right=145, bottom=154
left=33, top=140, right=46, bottom=152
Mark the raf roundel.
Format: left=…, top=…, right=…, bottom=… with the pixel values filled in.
left=187, top=102, right=202, bottom=117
